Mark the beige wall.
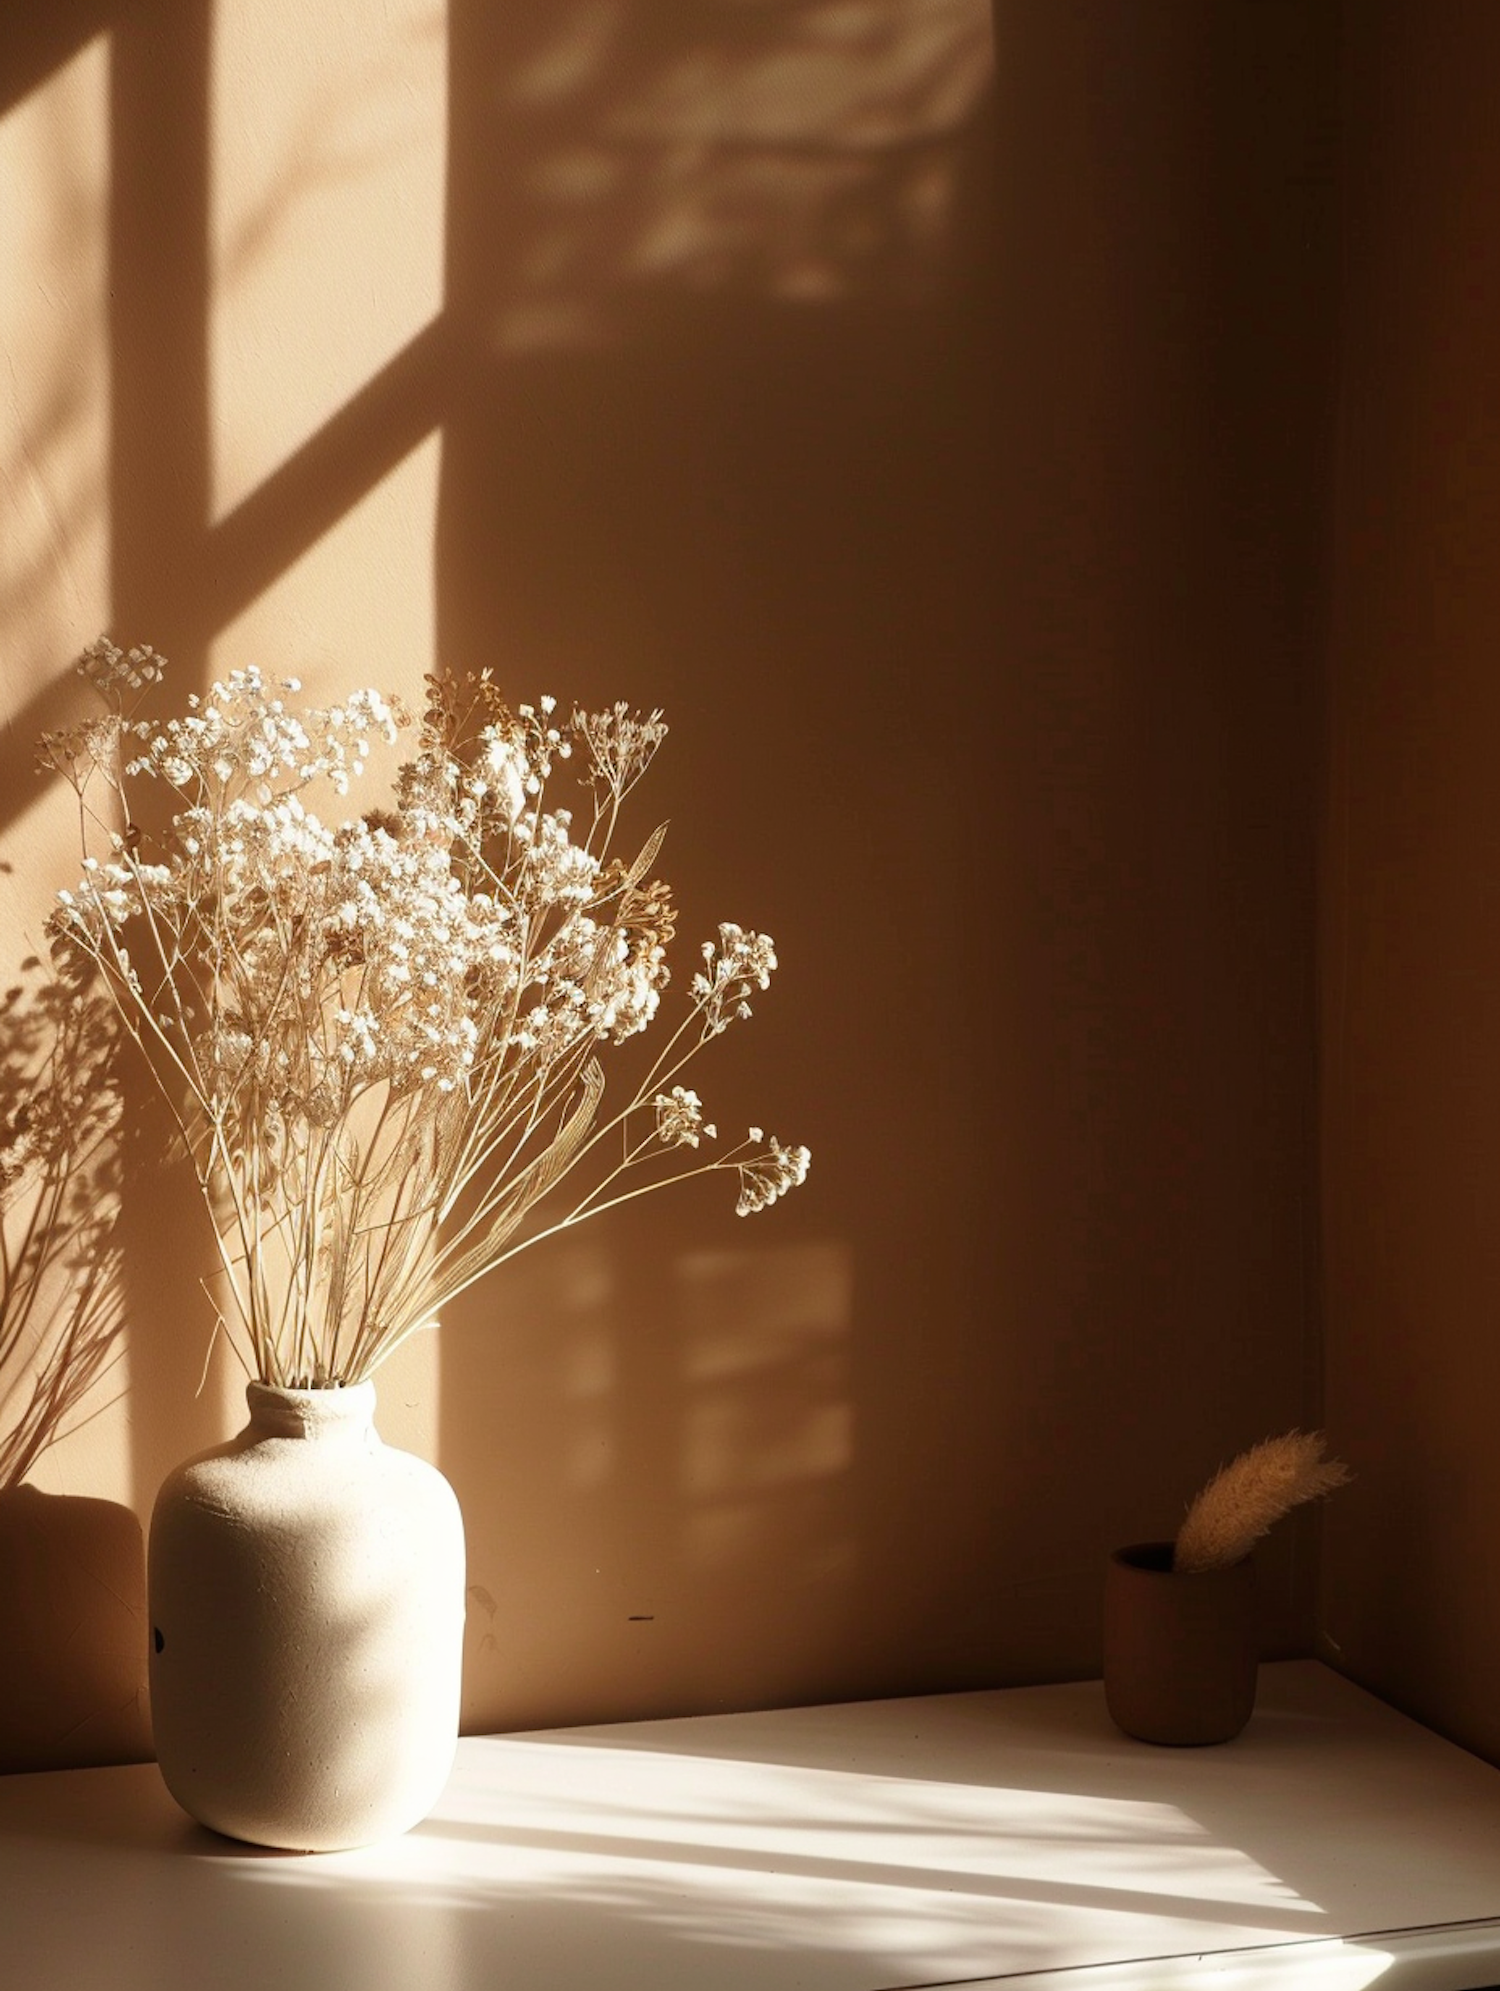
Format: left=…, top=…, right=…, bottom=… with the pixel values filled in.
left=1320, top=1, right=1500, bottom=1765
left=1, top=0, right=1335, bottom=1768
left=433, top=0, right=1338, bottom=1731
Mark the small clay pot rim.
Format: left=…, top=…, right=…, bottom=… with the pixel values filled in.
left=1111, top=1540, right=1252, bottom=1577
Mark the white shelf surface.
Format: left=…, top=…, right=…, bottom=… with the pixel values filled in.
left=5, top=1660, right=1500, bottom=1990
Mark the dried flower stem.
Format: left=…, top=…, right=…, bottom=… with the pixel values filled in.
left=0, top=974, right=128, bottom=1486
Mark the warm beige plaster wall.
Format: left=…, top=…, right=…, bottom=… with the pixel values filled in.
left=1320, top=0, right=1500, bottom=1766
left=1, top=0, right=1334, bottom=1768
left=437, top=0, right=1336, bottom=1730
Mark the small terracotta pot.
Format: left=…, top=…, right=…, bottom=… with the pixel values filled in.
left=1103, top=1540, right=1257, bottom=1745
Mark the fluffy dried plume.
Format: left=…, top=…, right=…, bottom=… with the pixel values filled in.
left=1174, top=1429, right=1350, bottom=1574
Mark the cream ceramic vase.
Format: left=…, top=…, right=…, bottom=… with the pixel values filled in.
left=148, top=1381, right=465, bottom=1852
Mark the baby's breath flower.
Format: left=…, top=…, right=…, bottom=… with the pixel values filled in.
left=691, top=924, right=778, bottom=1035
left=38, top=640, right=809, bottom=1386
left=572, top=702, right=668, bottom=794
left=654, top=1086, right=715, bottom=1148
left=735, top=1137, right=811, bottom=1216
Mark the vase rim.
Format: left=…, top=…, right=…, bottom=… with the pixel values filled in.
left=245, top=1379, right=377, bottom=1437
left=247, top=1379, right=376, bottom=1397
left=1110, top=1539, right=1253, bottom=1577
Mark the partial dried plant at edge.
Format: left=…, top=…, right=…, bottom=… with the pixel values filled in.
left=0, top=967, right=127, bottom=1486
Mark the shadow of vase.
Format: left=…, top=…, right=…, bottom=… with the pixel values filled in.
left=0, top=1485, right=151, bottom=1773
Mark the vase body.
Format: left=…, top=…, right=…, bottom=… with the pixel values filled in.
left=148, top=1381, right=465, bottom=1851
left=1103, top=1540, right=1257, bottom=1745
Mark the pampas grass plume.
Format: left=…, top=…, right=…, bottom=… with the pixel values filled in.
left=1174, top=1429, right=1350, bottom=1574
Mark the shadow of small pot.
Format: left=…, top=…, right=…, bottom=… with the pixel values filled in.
left=1103, top=1540, right=1257, bottom=1746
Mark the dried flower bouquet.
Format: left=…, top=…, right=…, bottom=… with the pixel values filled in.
left=39, top=642, right=809, bottom=1389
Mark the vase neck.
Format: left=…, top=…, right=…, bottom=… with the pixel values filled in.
left=245, top=1381, right=377, bottom=1441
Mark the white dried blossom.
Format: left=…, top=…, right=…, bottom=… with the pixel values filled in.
left=573, top=702, right=668, bottom=794
left=691, top=924, right=778, bottom=1035
left=39, top=645, right=809, bottom=1386
left=524, top=811, right=602, bottom=905
left=478, top=729, right=529, bottom=823
left=655, top=1086, right=715, bottom=1148
left=735, top=1137, right=811, bottom=1216
left=122, top=669, right=403, bottom=799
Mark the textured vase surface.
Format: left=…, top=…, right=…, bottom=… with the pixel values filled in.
left=149, top=1380, right=465, bottom=1851
left=1103, top=1539, right=1257, bottom=1746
